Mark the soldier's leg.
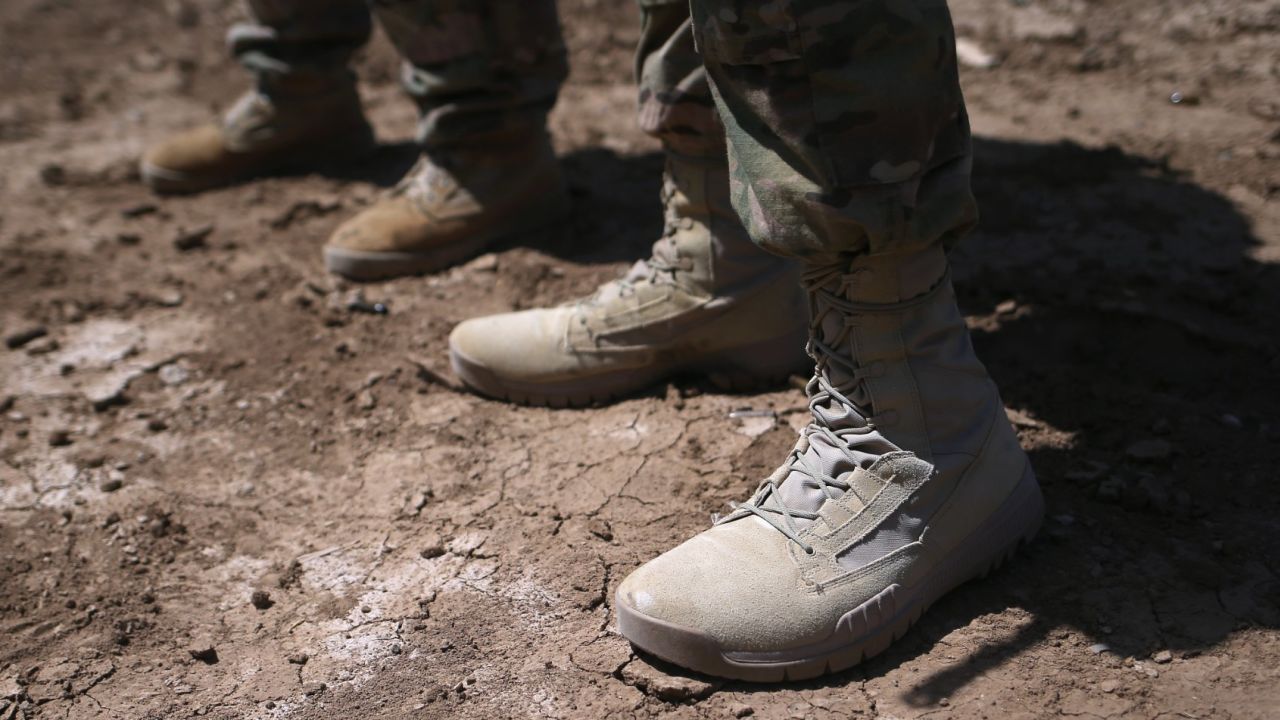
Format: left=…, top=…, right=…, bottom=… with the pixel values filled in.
left=325, top=0, right=573, bottom=279
left=446, top=0, right=808, bottom=407
left=615, top=0, right=1043, bottom=680
left=142, top=0, right=375, bottom=194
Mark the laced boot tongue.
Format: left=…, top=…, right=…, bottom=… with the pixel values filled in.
left=740, top=261, right=901, bottom=540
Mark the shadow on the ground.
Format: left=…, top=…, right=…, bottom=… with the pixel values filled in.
left=623, top=137, right=1280, bottom=704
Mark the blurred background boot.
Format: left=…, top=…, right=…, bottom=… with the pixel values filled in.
left=448, top=152, right=808, bottom=406
left=140, top=83, right=374, bottom=195
left=323, top=128, right=570, bottom=280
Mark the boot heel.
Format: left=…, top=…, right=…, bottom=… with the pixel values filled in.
left=943, top=462, right=1044, bottom=590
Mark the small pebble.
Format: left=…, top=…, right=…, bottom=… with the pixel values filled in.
left=158, top=364, right=190, bottom=386
left=1153, top=650, right=1173, bottom=664
left=120, top=203, right=158, bottom=218
left=157, top=290, right=184, bottom=307
left=173, top=224, right=214, bottom=251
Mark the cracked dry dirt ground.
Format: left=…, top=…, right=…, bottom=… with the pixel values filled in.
left=2, top=0, right=1279, bottom=718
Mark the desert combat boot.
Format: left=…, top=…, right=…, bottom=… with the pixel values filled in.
left=447, top=153, right=809, bottom=406
left=615, top=246, right=1044, bottom=681
left=324, top=130, right=571, bottom=280
left=141, top=85, right=374, bottom=195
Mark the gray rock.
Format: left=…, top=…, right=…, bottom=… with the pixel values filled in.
left=158, top=363, right=190, bottom=386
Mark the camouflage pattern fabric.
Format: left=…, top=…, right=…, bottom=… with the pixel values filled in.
left=229, top=0, right=567, bottom=148
left=688, top=0, right=979, bottom=260
left=635, top=0, right=724, bottom=159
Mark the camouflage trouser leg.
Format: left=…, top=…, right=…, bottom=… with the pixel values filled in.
left=635, top=0, right=724, bottom=160
left=229, top=0, right=372, bottom=97
left=636, top=0, right=793, bottom=285
left=373, top=0, right=568, bottom=148
left=688, top=0, right=979, bottom=260
left=228, top=0, right=567, bottom=148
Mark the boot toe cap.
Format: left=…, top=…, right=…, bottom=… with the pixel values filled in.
left=327, top=197, right=430, bottom=254
left=617, top=518, right=827, bottom=655
left=141, top=125, right=232, bottom=192
left=449, top=309, right=574, bottom=382
left=142, top=125, right=227, bottom=171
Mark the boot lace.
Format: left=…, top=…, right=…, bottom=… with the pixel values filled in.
left=724, top=262, right=893, bottom=554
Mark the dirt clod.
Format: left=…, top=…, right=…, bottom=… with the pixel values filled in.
left=249, top=590, right=273, bottom=610
left=188, top=643, right=218, bottom=665
left=621, top=659, right=720, bottom=703
left=4, top=325, right=47, bottom=350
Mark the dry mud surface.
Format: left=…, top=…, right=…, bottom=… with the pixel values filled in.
left=2, top=1, right=1279, bottom=718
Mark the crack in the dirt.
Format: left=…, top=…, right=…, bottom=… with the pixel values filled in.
left=360, top=530, right=394, bottom=584
left=581, top=417, right=693, bottom=520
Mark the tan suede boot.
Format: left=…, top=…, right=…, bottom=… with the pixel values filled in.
left=447, top=153, right=808, bottom=406
left=141, top=87, right=374, bottom=194
left=323, top=131, right=570, bottom=280
left=615, top=246, right=1043, bottom=681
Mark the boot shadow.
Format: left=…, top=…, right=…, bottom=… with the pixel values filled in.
left=491, top=146, right=667, bottom=265
left=305, top=139, right=421, bottom=188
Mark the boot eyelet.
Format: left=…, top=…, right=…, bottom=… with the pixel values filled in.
left=803, top=546, right=815, bottom=555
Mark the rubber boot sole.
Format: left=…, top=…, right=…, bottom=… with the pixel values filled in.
left=450, top=330, right=809, bottom=408
left=615, top=463, right=1044, bottom=682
